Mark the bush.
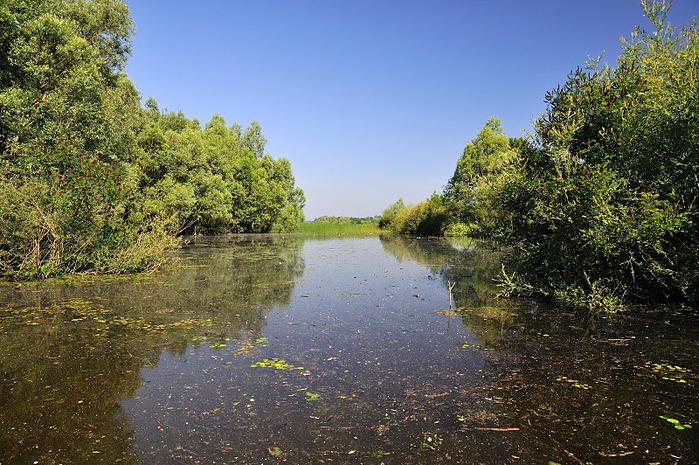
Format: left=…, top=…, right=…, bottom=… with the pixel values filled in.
left=0, top=143, right=175, bottom=278
left=390, top=195, right=449, bottom=237
left=490, top=2, right=699, bottom=307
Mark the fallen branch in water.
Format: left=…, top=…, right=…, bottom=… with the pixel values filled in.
left=599, top=451, right=635, bottom=458
left=564, top=449, right=584, bottom=464
left=473, top=427, right=520, bottom=432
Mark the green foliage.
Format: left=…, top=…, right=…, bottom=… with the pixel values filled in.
left=0, top=0, right=140, bottom=161
left=0, top=0, right=306, bottom=279
left=378, top=198, right=405, bottom=229
left=384, top=1, right=699, bottom=309
left=443, top=222, right=472, bottom=237
left=295, top=221, right=381, bottom=236
left=313, top=215, right=380, bottom=225
left=380, top=119, right=521, bottom=239
left=132, top=110, right=305, bottom=234
left=489, top=1, right=699, bottom=307
left=0, top=143, right=175, bottom=278
left=444, top=118, right=518, bottom=232
left=295, top=215, right=380, bottom=235
left=390, top=194, right=449, bottom=237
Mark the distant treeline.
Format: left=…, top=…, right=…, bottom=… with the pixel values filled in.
left=380, top=1, right=699, bottom=311
left=0, top=0, right=304, bottom=279
left=312, top=216, right=380, bottom=225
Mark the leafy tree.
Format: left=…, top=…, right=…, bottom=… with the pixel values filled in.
left=132, top=108, right=305, bottom=234
left=0, top=0, right=307, bottom=279
left=242, top=120, right=267, bottom=159
left=379, top=198, right=405, bottom=229
left=492, top=1, right=699, bottom=308
left=389, top=195, right=448, bottom=237
left=444, top=118, right=518, bottom=233
left=0, top=0, right=139, bottom=160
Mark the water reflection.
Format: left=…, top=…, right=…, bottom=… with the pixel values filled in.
left=121, top=237, right=490, bottom=463
left=0, top=234, right=304, bottom=464
left=379, top=235, right=502, bottom=305
left=0, top=236, right=697, bottom=464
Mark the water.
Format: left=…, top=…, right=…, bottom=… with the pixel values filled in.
left=1, top=235, right=697, bottom=464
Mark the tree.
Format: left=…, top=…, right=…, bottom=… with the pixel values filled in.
left=390, top=195, right=448, bottom=237
left=444, top=118, right=518, bottom=232
left=242, top=120, right=267, bottom=159
left=491, top=1, right=699, bottom=308
left=0, top=0, right=308, bottom=279
left=379, top=198, right=406, bottom=229
left=132, top=109, right=305, bottom=235
left=0, top=0, right=139, bottom=160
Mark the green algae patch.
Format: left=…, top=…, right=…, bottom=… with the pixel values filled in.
left=250, top=357, right=303, bottom=370
left=637, top=361, right=694, bottom=384
left=1, top=298, right=213, bottom=335
left=660, top=416, right=693, bottom=431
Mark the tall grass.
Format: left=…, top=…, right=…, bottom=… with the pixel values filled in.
left=295, top=222, right=381, bottom=236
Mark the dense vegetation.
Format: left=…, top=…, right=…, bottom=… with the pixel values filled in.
left=296, top=216, right=381, bottom=235
left=0, top=0, right=305, bottom=278
left=381, top=1, right=699, bottom=310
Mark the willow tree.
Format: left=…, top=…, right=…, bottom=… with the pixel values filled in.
left=0, top=0, right=142, bottom=159
left=491, top=0, right=699, bottom=308
left=444, top=118, right=518, bottom=234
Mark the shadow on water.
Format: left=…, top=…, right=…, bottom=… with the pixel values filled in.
left=1, top=235, right=697, bottom=464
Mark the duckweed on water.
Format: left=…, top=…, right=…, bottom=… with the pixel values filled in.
left=1, top=298, right=213, bottom=335
left=660, top=416, right=693, bottom=431
left=556, top=376, right=592, bottom=390
left=250, top=358, right=304, bottom=370
left=232, top=336, right=268, bottom=355
left=638, top=362, right=694, bottom=384
left=209, top=339, right=230, bottom=349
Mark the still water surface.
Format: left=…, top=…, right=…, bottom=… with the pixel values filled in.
left=1, top=236, right=697, bottom=464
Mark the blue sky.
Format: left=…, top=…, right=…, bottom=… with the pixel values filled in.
left=124, top=1, right=697, bottom=219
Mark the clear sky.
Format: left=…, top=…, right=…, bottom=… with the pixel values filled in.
left=124, top=0, right=697, bottom=219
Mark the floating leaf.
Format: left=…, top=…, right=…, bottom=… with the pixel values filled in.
left=660, top=416, right=692, bottom=430
left=250, top=358, right=303, bottom=370
left=556, top=376, right=591, bottom=390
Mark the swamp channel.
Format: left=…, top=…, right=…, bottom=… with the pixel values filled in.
left=0, top=236, right=698, bottom=464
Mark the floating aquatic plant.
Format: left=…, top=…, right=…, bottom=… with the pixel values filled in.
left=420, top=433, right=443, bottom=450
left=660, top=416, right=692, bottom=431
left=250, top=358, right=303, bottom=370
left=556, top=376, right=591, bottom=390
left=638, top=362, right=693, bottom=384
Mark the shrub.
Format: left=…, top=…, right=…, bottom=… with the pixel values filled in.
left=391, top=195, right=449, bottom=237
left=0, top=143, right=175, bottom=278
left=490, top=2, right=699, bottom=307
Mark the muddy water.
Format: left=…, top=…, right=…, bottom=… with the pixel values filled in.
left=0, top=235, right=697, bottom=464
